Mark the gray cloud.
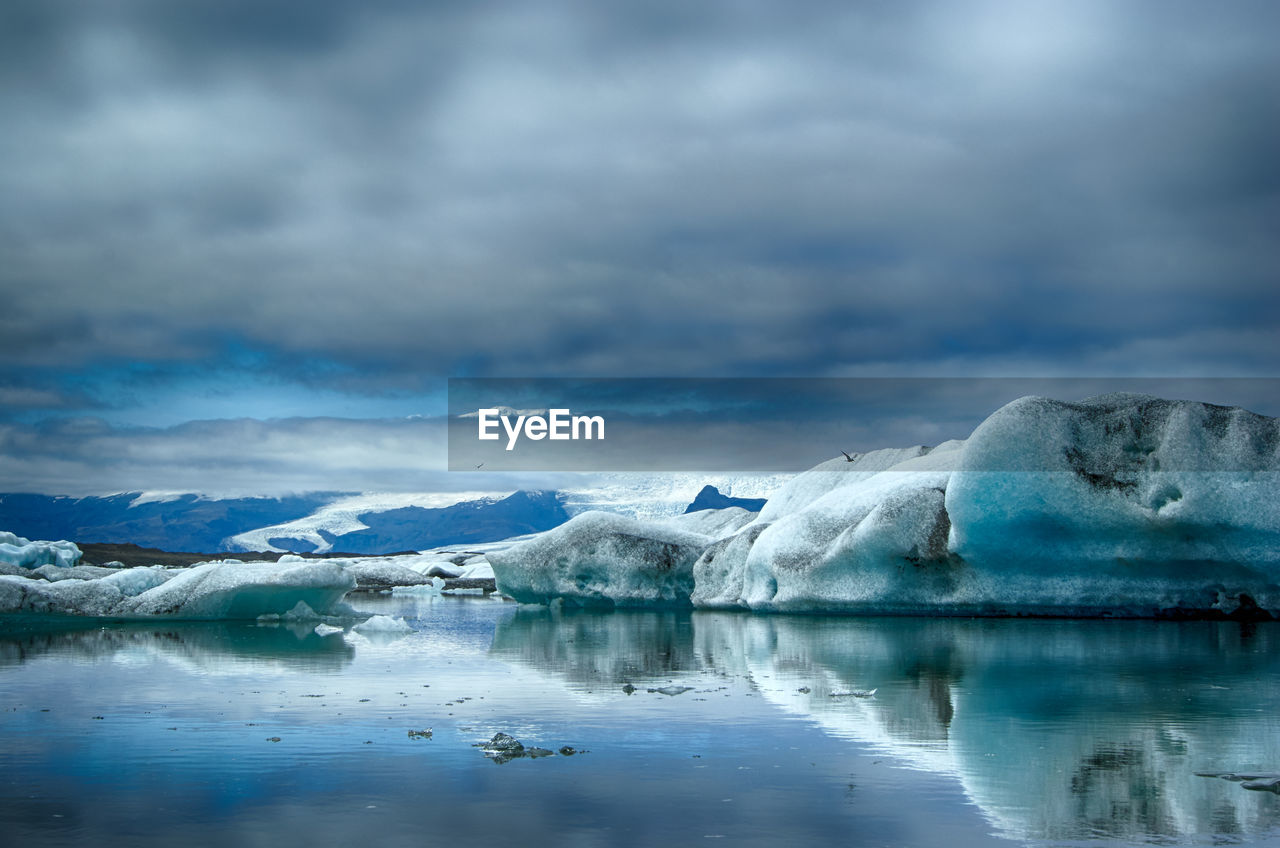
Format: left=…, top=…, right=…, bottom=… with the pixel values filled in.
left=0, top=415, right=457, bottom=496
left=2, top=0, right=1277, bottom=404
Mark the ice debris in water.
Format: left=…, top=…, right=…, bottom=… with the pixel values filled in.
left=474, top=732, right=584, bottom=763
left=352, top=614, right=413, bottom=634
left=391, top=576, right=446, bottom=597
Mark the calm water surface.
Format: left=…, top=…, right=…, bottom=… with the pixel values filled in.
left=2, top=596, right=1279, bottom=847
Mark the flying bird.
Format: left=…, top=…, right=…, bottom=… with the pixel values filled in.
left=841, top=451, right=855, bottom=462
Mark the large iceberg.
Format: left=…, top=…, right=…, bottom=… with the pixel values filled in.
left=490, top=394, right=1280, bottom=617
left=488, top=512, right=711, bottom=607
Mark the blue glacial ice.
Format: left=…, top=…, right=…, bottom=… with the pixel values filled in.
left=0, top=559, right=357, bottom=620
left=0, top=531, right=82, bottom=571
left=491, top=394, right=1280, bottom=617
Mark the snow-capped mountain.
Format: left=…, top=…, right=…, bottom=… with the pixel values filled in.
left=0, top=473, right=791, bottom=555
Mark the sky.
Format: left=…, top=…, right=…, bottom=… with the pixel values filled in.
left=1, top=0, right=1278, bottom=496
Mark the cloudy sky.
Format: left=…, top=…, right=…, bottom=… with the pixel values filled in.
left=2, top=0, right=1277, bottom=495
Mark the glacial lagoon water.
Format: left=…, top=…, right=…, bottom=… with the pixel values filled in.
left=2, top=596, right=1280, bottom=847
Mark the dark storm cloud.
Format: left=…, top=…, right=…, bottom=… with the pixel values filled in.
left=2, top=0, right=1278, bottom=407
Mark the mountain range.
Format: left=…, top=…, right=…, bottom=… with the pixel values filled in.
left=0, top=476, right=786, bottom=555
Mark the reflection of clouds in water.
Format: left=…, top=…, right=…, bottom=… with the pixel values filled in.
left=494, top=610, right=1280, bottom=843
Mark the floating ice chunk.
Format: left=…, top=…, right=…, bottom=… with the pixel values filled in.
left=121, top=560, right=356, bottom=619
left=314, top=623, right=345, bottom=636
left=392, top=576, right=446, bottom=597
left=352, top=614, right=413, bottom=634
left=341, top=559, right=432, bottom=590
left=0, top=531, right=82, bottom=569
left=488, top=511, right=710, bottom=607
left=282, top=601, right=320, bottom=620
left=0, top=560, right=350, bottom=619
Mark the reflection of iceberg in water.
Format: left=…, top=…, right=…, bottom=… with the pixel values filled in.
left=493, top=609, right=1280, bottom=843
left=724, top=617, right=1280, bottom=842
left=0, top=619, right=355, bottom=673
left=490, top=606, right=701, bottom=686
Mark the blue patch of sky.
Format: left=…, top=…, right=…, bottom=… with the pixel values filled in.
left=24, top=344, right=449, bottom=428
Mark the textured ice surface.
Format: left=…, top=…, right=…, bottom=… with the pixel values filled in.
left=660, top=506, right=757, bottom=539
left=497, top=395, right=1280, bottom=617
left=0, top=531, right=82, bottom=569
left=488, top=511, right=710, bottom=607
left=338, top=559, right=433, bottom=589
left=0, top=558, right=355, bottom=619
left=944, top=394, right=1280, bottom=615
left=694, top=469, right=957, bottom=612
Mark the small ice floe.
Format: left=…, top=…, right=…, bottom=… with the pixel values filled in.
left=476, top=732, right=525, bottom=763
left=830, top=688, right=877, bottom=698
left=407, top=728, right=433, bottom=740
left=648, top=686, right=694, bottom=696
left=313, top=623, right=345, bottom=636
left=392, top=577, right=446, bottom=598
left=352, top=615, right=413, bottom=635
left=474, top=732, right=584, bottom=763
left=257, top=601, right=324, bottom=623
left=342, top=560, right=434, bottom=592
